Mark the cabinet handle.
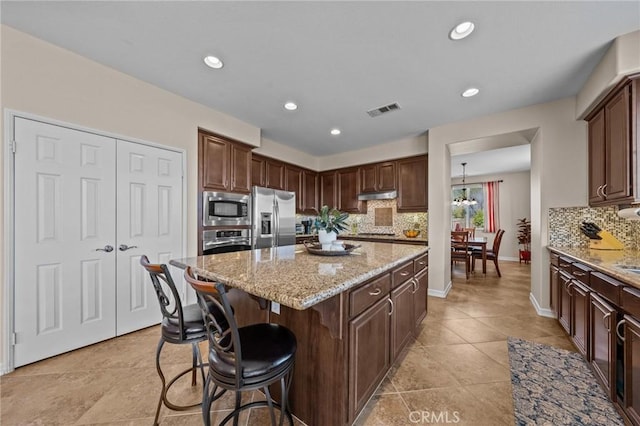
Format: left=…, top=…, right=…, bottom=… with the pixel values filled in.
left=596, top=185, right=603, bottom=198
left=560, top=263, right=571, bottom=268
left=566, top=282, right=574, bottom=296
left=616, top=319, right=626, bottom=342
left=418, top=261, right=426, bottom=266
left=412, top=279, right=418, bottom=294
left=573, top=271, right=586, bottom=277
left=388, top=298, right=394, bottom=316
left=602, top=312, right=612, bottom=332
left=601, top=184, right=607, bottom=198
left=368, top=288, right=382, bottom=296
left=400, top=271, right=410, bottom=276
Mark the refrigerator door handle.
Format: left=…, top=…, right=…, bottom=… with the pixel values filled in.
left=274, top=200, right=279, bottom=247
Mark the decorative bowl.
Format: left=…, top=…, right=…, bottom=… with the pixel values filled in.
left=403, top=229, right=420, bottom=238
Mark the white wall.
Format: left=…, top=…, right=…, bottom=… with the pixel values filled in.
left=452, top=170, right=531, bottom=261
left=428, top=97, right=587, bottom=314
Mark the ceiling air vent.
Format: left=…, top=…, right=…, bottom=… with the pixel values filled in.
left=366, top=102, right=401, bottom=118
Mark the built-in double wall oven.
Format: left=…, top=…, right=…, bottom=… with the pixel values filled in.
left=202, top=191, right=252, bottom=255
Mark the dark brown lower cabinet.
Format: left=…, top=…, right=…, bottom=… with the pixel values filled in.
left=589, top=293, right=617, bottom=400
left=558, top=271, right=572, bottom=334
left=348, top=297, right=391, bottom=422
left=550, top=263, right=559, bottom=317
left=413, top=269, right=428, bottom=328
left=621, top=314, right=640, bottom=425
left=391, top=280, right=415, bottom=358
left=571, top=280, right=591, bottom=357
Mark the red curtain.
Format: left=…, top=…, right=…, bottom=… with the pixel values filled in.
left=485, top=181, right=500, bottom=232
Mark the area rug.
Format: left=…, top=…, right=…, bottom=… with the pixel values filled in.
left=508, top=337, right=624, bottom=426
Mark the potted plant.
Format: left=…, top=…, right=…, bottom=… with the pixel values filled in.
left=517, top=218, right=531, bottom=263
left=313, top=205, right=349, bottom=249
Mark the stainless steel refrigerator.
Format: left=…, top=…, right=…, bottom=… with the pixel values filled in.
left=252, top=186, right=296, bottom=249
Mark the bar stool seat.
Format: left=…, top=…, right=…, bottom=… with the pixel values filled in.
left=185, top=266, right=297, bottom=426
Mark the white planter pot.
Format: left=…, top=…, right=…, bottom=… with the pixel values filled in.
left=318, top=229, right=337, bottom=250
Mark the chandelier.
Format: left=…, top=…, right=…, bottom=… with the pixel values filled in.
left=452, top=162, right=477, bottom=206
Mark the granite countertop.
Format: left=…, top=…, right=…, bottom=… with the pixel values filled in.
left=171, top=241, right=429, bottom=310
left=296, top=233, right=427, bottom=244
left=548, top=246, right=640, bottom=289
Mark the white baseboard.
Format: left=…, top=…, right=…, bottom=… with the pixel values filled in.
left=499, top=256, right=520, bottom=262
left=529, top=292, right=556, bottom=318
left=428, top=280, right=452, bottom=298
left=0, top=362, right=12, bottom=376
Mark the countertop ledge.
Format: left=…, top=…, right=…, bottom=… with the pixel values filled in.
left=172, top=241, right=429, bottom=310
left=548, top=246, right=640, bottom=289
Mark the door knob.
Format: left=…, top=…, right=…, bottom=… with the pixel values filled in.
left=119, top=244, right=138, bottom=251
left=96, top=245, right=114, bottom=252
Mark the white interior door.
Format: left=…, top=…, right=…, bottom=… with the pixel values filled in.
left=13, top=118, right=117, bottom=367
left=115, top=140, right=184, bottom=335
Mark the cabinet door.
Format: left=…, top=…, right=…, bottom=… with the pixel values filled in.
left=285, top=165, right=303, bottom=211
left=605, top=84, right=632, bottom=202
left=397, top=155, right=427, bottom=212
left=338, top=168, right=364, bottom=213
left=201, top=134, right=229, bottom=190
left=588, top=109, right=606, bottom=205
left=413, top=269, right=428, bottom=328
left=320, top=171, right=337, bottom=209
left=378, top=161, right=397, bottom=191
left=251, top=156, right=266, bottom=187
left=622, top=314, right=640, bottom=426
left=348, top=297, right=391, bottom=423
left=360, top=164, right=377, bottom=193
left=230, top=143, right=252, bottom=193
left=265, top=159, right=285, bottom=190
left=550, top=264, right=559, bottom=317
left=558, top=271, right=572, bottom=334
left=590, top=293, right=617, bottom=401
left=571, top=280, right=590, bottom=358
left=302, top=170, right=319, bottom=214
left=391, top=279, right=415, bottom=358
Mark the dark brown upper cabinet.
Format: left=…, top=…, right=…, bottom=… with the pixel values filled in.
left=199, top=131, right=252, bottom=194
left=360, top=161, right=397, bottom=193
left=397, top=155, right=428, bottom=212
left=320, top=171, right=338, bottom=209
left=587, top=78, right=637, bottom=206
left=338, top=167, right=365, bottom=213
left=251, top=156, right=266, bottom=188
left=285, top=165, right=303, bottom=211
left=303, top=169, right=319, bottom=214
left=265, top=158, right=285, bottom=190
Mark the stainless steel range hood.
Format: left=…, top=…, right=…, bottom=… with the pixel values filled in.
left=357, top=190, right=397, bottom=201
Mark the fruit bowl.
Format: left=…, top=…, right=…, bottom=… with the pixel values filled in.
left=403, top=229, right=420, bottom=238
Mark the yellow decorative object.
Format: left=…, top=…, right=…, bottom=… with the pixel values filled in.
left=403, top=229, right=420, bottom=238
left=589, top=230, right=624, bottom=250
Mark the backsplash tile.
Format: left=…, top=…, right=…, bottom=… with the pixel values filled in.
left=548, top=205, right=640, bottom=249
left=347, top=199, right=427, bottom=237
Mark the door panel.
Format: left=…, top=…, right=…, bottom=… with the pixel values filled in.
left=116, top=140, right=184, bottom=335
left=14, top=117, right=117, bottom=367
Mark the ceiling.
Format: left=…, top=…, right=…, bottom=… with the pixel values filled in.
left=2, top=1, right=639, bottom=158
left=452, top=144, right=531, bottom=179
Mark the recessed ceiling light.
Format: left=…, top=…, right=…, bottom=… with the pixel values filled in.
left=330, top=129, right=341, bottom=136
left=461, top=87, right=480, bottom=98
left=203, top=55, right=223, bottom=69
left=284, top=102, right=298, bottom=111
left=449, top=21, right=475, bottom=40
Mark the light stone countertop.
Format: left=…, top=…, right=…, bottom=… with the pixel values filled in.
left=548, top=246, right=640, bottom=289
left=296, top=233, right=428, bottom=244
left=171, top=241, right=429, bottom=310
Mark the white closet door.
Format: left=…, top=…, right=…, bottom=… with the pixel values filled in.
left=13, top=118, right=117, bottom=367
left=115, top=140, right=184, bottom=335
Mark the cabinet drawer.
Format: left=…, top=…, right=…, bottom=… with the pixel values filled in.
left=414, top=253, right=428, bottom=274
left=590, top=272, right=623, bottom=306
left=571, top=262, right=592, bottom=286
left=392, top=261, right=414, bottom=288
left=550, top=252, right=560, bottom=267
left=350, top=274, right=391, bottom=318
left=621, top=286, right=640, bottom=318
left=558, top=256, right=574, bottom=274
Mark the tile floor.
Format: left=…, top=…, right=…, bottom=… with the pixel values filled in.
left=0, top=260, right=574, bottom=425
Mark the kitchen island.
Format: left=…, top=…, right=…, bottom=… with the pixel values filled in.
left=171, top=241, right=429, bottom=425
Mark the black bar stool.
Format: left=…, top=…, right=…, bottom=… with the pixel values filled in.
left=140, top=255, right=226, bottom=425
left=184, top=266, right=297, bottom=426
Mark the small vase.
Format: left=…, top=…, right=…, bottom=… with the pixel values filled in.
left=318, top=229, right=337, bottom=250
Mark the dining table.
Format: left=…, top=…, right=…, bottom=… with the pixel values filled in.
left=452, top=235, right=488, bottom=274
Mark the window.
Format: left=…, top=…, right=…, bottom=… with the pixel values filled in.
left=451, top=184, right=484, bottom=230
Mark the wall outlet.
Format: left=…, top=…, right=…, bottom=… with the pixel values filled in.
left=271, top=301, right=280, bottom=315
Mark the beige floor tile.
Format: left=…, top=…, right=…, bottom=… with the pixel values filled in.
left=353, top=393, right=411, bottom=426
left=422, top=344, right=511, bottom=386
left=440, top=318, right=509, bottom=343
left=464, top=381, right=515, bottom=424
left=414, top=320, right=467, bottom=346
left=472, top=341, right=510, bottom=367
left=388, top=345, right=461, bottom=391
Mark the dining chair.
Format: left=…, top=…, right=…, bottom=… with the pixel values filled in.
left=463, top=227, right=476, bottom=238
left=140, top=255, right=226, bottom=425
left=451, top=231, right=472, bottom=279
left=184, top=266, right=297, bottom=426
left=472, top=229, right=505, bottom=277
